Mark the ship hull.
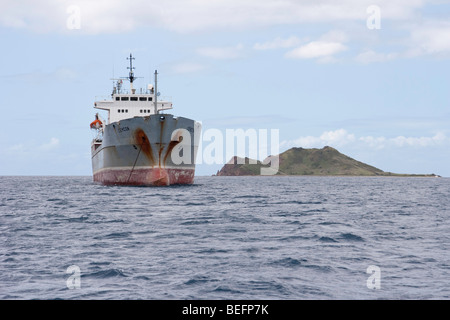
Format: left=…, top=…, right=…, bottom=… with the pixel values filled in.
left=91, top=114, right=201, bottom=186
left=93, top=167, right=195, bottom=186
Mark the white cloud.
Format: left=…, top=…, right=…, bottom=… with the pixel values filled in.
left=1, top=1, right=448, bottom=64
left=285, top=41, right=347, bottom=59
left=197, top=44, right=245, bottom=60
left=282, top=129, right=449, bottom=150
left=253, top=31, right=348, bottom=62
left=389, top=132, right=447, bottom=147
left=133, top=0, right=426, bottom=33
left=0, top=0, right=428, bottom=34
left=283, top=30, right=349, bottom=61
left=321, top=129, right=356, bottom=144
left=409, top=20, right=450, bottom=56
left=282, top=129, right=356, bottom=148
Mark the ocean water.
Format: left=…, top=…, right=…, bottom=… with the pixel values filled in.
left=0, top=176, right=449, bottom=300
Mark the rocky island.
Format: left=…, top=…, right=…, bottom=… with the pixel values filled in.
left=215, top=146, right=439, bottom=177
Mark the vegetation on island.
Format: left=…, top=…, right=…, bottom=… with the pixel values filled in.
left=215, top=146, right=439, bottom=177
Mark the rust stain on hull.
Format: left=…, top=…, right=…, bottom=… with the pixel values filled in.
left=158, top=117, right=165, bottom=167
left=134, top=128, right=154, bottom=165
left=163, top=138, right=182, bottom=166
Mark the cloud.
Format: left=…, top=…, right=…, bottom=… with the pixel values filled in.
left=282, top=129, right=356, bottom=148
left=388, top=132, right=447, bottom=147
left=282, top=129, right=450, bottom=150
left=2, top=1, right=449, bottom=65
left=197, top=44, right=245, bottom=60
left=285, top=41, right=347, bottom=60
left=283, top=30, right=348, bottom=61
left=0, top=0, right=429, bottom=34
left=408, top=20, right=450, bottom=56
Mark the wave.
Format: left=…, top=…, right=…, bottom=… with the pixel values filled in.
left=302, top=264, right=333, bottom=273
left=212, top=285, right=243, bottom=294
left=84, top=268, right=127, bottom=279
left=95, top=232, right=132, bottom=240
left=339, top=233, right=365, bottom=242
left=319, top=236, right=338, bottom=243
left=67, top=216, right=90, bottom=223
left=271, top=257, right=306, bottom=268
left=270, top=200, right=323, bottom=205
left=184, top=276, right=219, bottom=286
left=318, top=233, right=364, bottom=243
left=180, top=219, right=210, bottom=225
left=234, top=195, right=269, bottom=199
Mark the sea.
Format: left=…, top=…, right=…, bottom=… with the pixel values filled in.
left=1, top=176, right=449, bottom=300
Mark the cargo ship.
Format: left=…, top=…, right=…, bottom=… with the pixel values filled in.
left=90, top=54, right=201, bottom=186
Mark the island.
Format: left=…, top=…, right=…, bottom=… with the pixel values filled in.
left=214, top=146, right=439, bottom=177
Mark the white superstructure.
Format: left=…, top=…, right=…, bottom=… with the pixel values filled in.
left=93, top=54, right=173, bottom=124
left=94, top=92, right=173, bottom=124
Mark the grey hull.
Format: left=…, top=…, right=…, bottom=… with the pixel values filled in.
left=91, top=114, right=201, bottom=186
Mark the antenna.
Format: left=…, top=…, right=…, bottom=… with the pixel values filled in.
left=154, top=70, right=158, bottom=114
left=118, top=53, right=142, bottom=93
left=111, top=63, right=116, bottom=96
left=127, top=53, right=135, bottom=84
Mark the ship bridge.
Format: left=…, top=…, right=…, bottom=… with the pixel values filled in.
left=93, top=54, right=173, bottom=124
left=94, top=92, right=173, bottom=124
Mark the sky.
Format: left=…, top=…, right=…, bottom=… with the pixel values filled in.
left=0, top=0, right=449, bottom=176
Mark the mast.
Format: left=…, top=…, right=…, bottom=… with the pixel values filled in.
left=154, top=70, right=158, bottom=114
left=127, top=53, right=136, bottom=92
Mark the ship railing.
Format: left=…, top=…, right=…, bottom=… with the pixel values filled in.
left=94, top=95, right=173, bottom=102
left=113, top=89, right=156, bottom=95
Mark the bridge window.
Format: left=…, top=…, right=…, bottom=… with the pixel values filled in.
left=139, top=97, right=147, bottom=101
left=115, top=97, right=120, bottom=101
left=130, top=97, right=138, bottom=101
left=121, top=97, right=129, bottom=101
